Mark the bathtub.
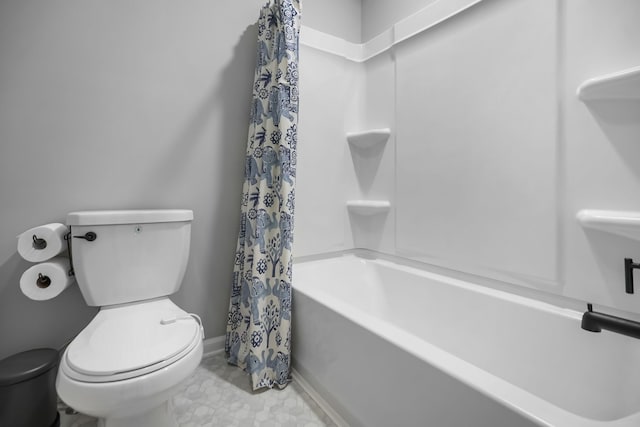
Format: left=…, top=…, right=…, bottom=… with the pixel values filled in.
left=291, top=252, right=640, bottom=427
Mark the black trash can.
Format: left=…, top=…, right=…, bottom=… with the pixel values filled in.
left=0, top=348, right=60, bottom=427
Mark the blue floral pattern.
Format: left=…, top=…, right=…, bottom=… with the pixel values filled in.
left=226, top=0, right=301, bottom=391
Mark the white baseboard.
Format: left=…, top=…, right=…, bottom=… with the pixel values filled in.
left=291, top=368, right=350, bottom=427
left=202, top=335, right=226, bottom=358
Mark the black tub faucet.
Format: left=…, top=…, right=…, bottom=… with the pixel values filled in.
left=581, top=303, right=640, bottom=340
left=624, top=258, right=640, bottom=294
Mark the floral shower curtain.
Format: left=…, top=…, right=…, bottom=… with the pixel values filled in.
left=225, top=0, right=301, bottom=390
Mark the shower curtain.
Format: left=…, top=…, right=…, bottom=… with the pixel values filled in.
left=225, top=0, right=301, bottom=390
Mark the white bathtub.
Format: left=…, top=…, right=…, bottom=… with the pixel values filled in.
left=291, top=252, right=640, bottom=427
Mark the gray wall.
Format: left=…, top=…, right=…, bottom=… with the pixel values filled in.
left=361, top=0, right=437, bottom=41
left=0, top=0, right=360, bottom=360
left=305, top=0, right=362, bottom=43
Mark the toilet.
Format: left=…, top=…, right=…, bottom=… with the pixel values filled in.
left=56, top=209, right=203, bottom=427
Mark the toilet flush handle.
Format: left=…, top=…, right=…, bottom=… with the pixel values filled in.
left=73, top=232, right=97, bottom=241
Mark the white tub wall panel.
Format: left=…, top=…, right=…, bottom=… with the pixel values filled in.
left=347, top=65, right=393, bottom=199
left=298, top=0, right=640, bottom=316
left=295, top=45, right=365, bottom=256
left=342, top=57, right=370, bottom=252
left=364, top=52, right=396, bottom=254
left=562, top=0, right=640, bottom=313
left=347, top=52, right=397, bottom=253
left=394, top=0, right=559, bottom=287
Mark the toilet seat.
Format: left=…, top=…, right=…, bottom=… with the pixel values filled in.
left=62, top=298, right=202, bottom=383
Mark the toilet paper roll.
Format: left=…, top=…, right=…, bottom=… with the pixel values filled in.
left=17, top=223, right=68, bottom=262
left=20, top=257, right=74, bottom=301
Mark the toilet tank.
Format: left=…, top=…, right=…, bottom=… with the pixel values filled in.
left=66, top=210, right=193, bottom=307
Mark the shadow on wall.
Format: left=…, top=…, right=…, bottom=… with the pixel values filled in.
left=348, top=142, right=387, bottom=194
left=141, top=24, right=259, bottom=200
left=583, top=100, right=640, bottom=178
left=348, top=212, right=389, bottom=250
left=171, top=23, right=260, bottom=338
left=0, top=252, right=97, bottom=360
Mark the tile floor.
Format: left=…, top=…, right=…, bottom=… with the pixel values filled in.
left=59, top=352, right=337, bottom=427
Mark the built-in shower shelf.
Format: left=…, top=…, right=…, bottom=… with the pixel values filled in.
left=577, top=66, right=640, bottom=102
left=346, top=128, right=391, bottom=149
left=577, top=209, right=640, bottom=241
left=346, top=200, right=391, bottom=216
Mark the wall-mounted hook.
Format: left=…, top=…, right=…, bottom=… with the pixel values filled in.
left=624, top=258, right=640, bottom=294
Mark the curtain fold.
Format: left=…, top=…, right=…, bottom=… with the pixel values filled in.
left=225, top=0, right=301, bottom=391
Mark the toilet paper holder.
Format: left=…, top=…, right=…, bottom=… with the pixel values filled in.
left=30, top=235, right=55, bottom=288
left=32, top=235, right=47, bottom=250
left=63, top=232, right=75, bottom=277
left=36, top=273, right=51, bottom=289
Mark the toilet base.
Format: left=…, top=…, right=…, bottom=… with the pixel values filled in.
left=98, top=400, right=177, bottom=427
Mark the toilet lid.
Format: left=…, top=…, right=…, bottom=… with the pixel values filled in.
left=65, top=299, right=199, bottom=378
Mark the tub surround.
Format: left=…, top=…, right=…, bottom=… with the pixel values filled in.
left=295, top=0, right=640, bottom=317
left=300, top=0, right=485, bottom=62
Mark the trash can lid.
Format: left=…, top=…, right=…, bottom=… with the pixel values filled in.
left=0, top=348, right=59, bottom=386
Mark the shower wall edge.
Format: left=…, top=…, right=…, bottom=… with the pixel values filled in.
left=300, top=0, right=486, bottom=63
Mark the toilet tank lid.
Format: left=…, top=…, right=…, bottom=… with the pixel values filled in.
left=66, top=209, right=193, bottom=226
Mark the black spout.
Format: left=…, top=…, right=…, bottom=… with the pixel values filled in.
left=581, top=303, right=640, bottom=340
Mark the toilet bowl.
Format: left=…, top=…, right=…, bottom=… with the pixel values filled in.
left=57, top=298, right=203, bottom=427
left=56, top=210, right=202, bottom=427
